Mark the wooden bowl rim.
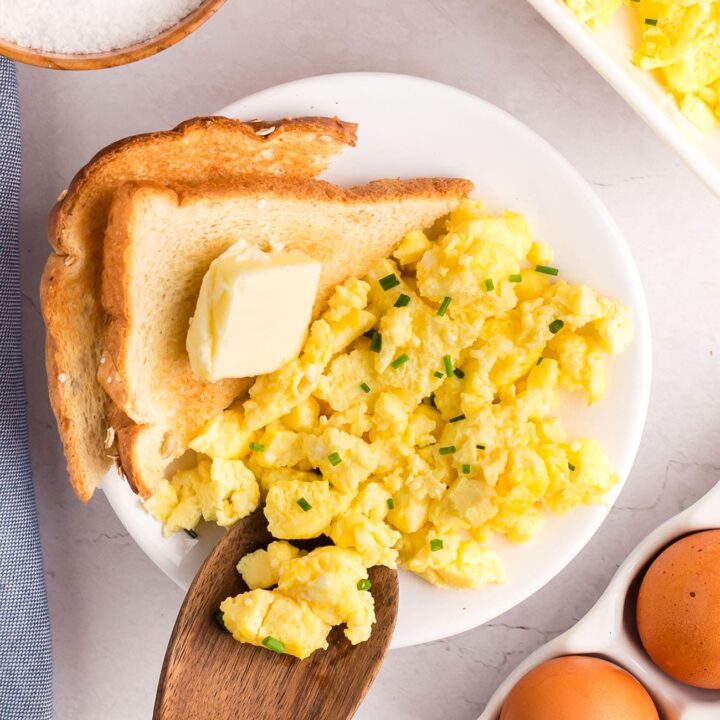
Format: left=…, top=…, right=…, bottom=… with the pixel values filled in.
left=0, top=0, right=226, bottom=70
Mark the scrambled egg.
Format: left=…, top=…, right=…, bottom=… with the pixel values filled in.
left=145, top=457, right=259, bottom=534
left=565, top=0, right=720, bottom=130
left=221, top=543, right=374, bottom=659
left=147, top=199, right=632, bottom=658
left=564, top=0, right=623, bottom=30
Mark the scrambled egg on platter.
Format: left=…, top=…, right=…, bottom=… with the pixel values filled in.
left=564, top=0, right=720, bottom=131
left=146, top=199, right=632, bottom=659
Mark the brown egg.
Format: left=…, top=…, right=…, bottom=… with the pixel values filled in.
left=500, top=655, right=659, bottom=720
left=637, top=528, right=720, bottom=689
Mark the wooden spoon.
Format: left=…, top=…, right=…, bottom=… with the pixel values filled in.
left=154, top=509, right=399, bottom=720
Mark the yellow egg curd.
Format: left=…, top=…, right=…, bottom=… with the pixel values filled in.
left=220, top=543, right=375, bottom=659
left=145, top=199, right=633, bottom=658
left=563, top=0, right=720, bottom=131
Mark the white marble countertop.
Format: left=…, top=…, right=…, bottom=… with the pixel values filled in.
left=17, top=0, right=720, bottom=717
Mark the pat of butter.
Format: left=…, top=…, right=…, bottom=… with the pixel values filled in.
left=187, top=242, right=321, bottom=381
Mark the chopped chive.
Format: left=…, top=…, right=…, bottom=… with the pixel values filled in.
left=549, top=319, right=564, bottom=334
left=360, top=382, right=371, bottom=393
left=391, top=353, right=409, bottom=369
left=568, top=462, right=576, bottom=472
left=462, top=464, right=471, bottom=474
left=370, top=331, right=382, bottom=353
left=328, top=452, right=342, bottom=466
left=453, top=368, right=465, bottom=379
left=449, top=414, right=466, bottom=423
left=439, top=445, right=456, bottom=456
left=645, top=17, right=657, bottom=25
left=476, top=444, right=486, bottom=450
left=430, top=539, right=444, bottom=552
left=484, top=278, right=494, bottom=291
left=387, top=498, right=395, bottom=510
left=262, top=636, right=285, bottom=654
left=379, top=273, right=400, bottom=291
left=394, top=293, right=411, bottom=308
left=185, top=528, right=198, bottom=539
left=297, top=497, right=312, bottom=512
left=437, top=296, right=452, bottom=317
left=434, top=370, right=444, bottom=378
left=535, top=264, right=559, bottom=276
left=363, top=329, right=375, bottom=339
left=249, top=442, right=265, bottom=452
left=443, top=354, right=453, bottom=377
left=215, top=611, right=228, bottom=632
left=509, top=274, right=522, bottom=283
left=357, top=579, right=372, bottom=591
left=536, top=357, right=544, bottom=365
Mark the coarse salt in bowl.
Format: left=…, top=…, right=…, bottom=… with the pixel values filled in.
left=0, top=0, right=226, bottom=70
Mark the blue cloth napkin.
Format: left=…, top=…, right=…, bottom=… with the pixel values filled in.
left=0, top=57, right=53, bottom=720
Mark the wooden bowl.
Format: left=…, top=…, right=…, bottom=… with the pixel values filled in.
left=0, top=0, right=226, bottom=70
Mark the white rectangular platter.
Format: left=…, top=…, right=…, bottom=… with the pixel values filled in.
left=527, top=0, right=720, bottom=198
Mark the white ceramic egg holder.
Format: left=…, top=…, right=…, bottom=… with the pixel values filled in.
left=480, top=481, right=720, bottom=720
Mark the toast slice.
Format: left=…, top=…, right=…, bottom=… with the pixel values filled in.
left=102, top=175, right=474, bottom=498
left=40, top=116, right=358, bottom=502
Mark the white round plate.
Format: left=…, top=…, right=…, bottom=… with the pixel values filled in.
left=103, top=72, right=651, bottom=649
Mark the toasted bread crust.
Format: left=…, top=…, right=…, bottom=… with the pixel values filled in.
left=116, top=424, right=163, bottom=499
left=47, top=116, right=357, bottom=259
left=171, top=175, right=474, bottom=205
left=41, top=116, right=357, bottom=502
